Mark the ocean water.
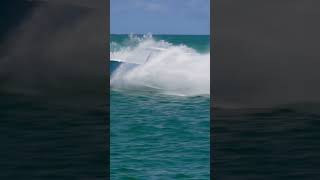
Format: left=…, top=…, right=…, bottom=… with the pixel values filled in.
left=110, top=34, right=210, bottom=179
left=213, top=105, right=320, bottom=179
left=0, top=1, right=108, bottom=179
left=0, top=93, right=108, bottom=179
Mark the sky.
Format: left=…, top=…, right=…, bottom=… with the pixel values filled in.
left=111, top=0, right=210, bottom=35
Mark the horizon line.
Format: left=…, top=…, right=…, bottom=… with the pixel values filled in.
left=110, top=33, right=210, bottom=36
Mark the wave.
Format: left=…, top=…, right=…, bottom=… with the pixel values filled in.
left=110, top=34, right=210, bottom=97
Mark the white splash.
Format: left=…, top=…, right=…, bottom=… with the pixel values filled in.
left=110, top=34, right=210, bottom=97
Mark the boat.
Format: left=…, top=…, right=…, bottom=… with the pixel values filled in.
left=110, top=47, right=166, bottom=75
left=110, top=58, right=139, bottom=75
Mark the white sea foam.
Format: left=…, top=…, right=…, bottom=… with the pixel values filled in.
left=110, top=34, right=210, bottom=96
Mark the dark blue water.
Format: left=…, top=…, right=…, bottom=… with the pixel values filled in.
left=0, top=93, right=108, bottom=179
left=0, top=1, right=108, bottom=179
left=213, top=106, right=320, bottom=179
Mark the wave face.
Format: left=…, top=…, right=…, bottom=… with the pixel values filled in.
left=110, top=34, right=210, bottom=97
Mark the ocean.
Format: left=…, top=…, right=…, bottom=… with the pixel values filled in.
left=213, top=106, right=320, bottom=179
left=0, top=1, right=108, bottom=179
left=0, top=93, right=108, bottom=179
left=110, top=34, right=210, bottom=179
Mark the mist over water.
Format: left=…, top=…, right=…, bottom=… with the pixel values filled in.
left=0, top=1, right=107, bottom=179
left=214, top=0, right=320, bottom=109
left=110, top=34, right=210, bottom=96
left=213, top=1, right=320, bottom=179
left=0, top=1, right=107, bottom=106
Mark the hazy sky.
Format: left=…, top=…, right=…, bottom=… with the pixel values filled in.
left=111, top=0, right=210, bottom=35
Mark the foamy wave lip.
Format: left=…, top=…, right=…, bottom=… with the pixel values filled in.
left=110, top=34, right=210, bottom=97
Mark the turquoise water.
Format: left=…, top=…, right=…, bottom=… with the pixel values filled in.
left=110, top=34, right=210, bottom=179
left=110, top=34, right=210, bottom=53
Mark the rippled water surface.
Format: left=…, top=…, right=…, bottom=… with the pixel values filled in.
left=111, top=90, right=210, bottom=179
left=0, top=93, right=107, bottom=179
left=213, top=106, right=320, bottom=179
left=110, top=34, right=210, bottom=179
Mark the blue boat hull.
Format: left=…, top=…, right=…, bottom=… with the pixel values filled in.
left=110, top=60, right=122, bottom=75
left=110, top=60, right=139, bottom=75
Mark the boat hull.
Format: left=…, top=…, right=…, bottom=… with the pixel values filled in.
left=110, top=59, right=139, bottom=75
left=110, top=60, right=122, bottom=75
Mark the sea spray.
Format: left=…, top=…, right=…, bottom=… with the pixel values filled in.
left=110, top=34, right=210, bottom=96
